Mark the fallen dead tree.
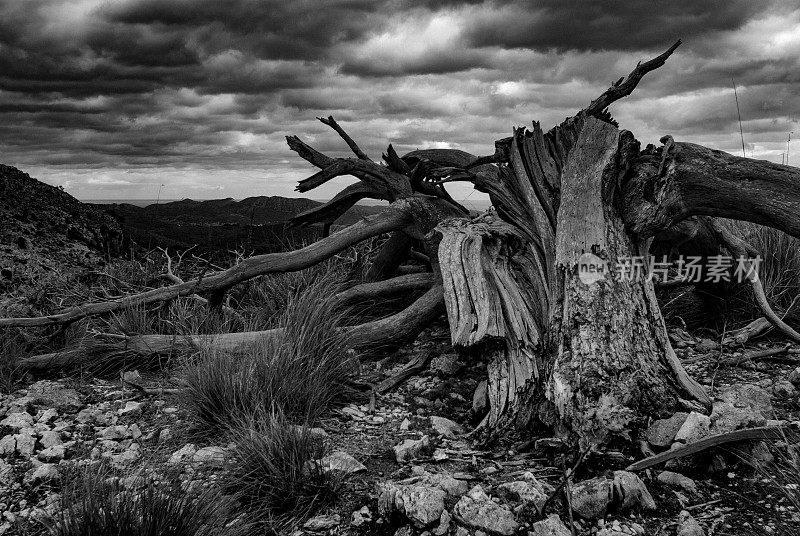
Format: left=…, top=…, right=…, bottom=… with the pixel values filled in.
left=7, top=41, right=800, bottom=449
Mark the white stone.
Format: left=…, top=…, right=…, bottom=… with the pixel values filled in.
left=24, top=464, right=59, bottom=486
left=677, top=510, right=705, bottom=536
left=674, top=412, right=711, bottom=444
left=118, top=401, right=143, bottom=417
left=38, top=430, right=62, bottom=449
left=657, top=471, right=698, bottom=495
left=320, top=451, right=366, bottom=475
left=529, top=514, right=571, bottom=536
left=303, top=514, right=340, bottom=531
left=192, top=446, right=227, bottom=467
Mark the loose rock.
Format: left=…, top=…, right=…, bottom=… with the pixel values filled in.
left=571, top=476, right=613, bottom=519
left=303, top=514, right=341, bottom=532
left=24, top=463, right=59, bottom=486
left=657, top=471, right=698, bottom=495
left=320, top=451, right=366, bottom=476
left=394, top=435, right=429, bottom=463
left=674, top=412, right=711, bottom=444
left=719, top=383, right=773, bottom=417
left=453, top=485, right=518, bottom=536
left=645, top=412, right=688, bottom=448
left=472, top=381, right=488, bottom=414
left=378, top=481, right=446, bottom=528
left=0, top=412, right=34, bottom=432
left=529, top=514, right=571, bottom=536
left=429, top=416, right=463, bottom=439
left=677, top=510, right=705, bottom=536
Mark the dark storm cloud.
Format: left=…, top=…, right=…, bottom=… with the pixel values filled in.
left=103, top=0, right=382, bottom=61
left=463, top=0, right=771, bottom=52
left=0, top=0, right=797, bottom=199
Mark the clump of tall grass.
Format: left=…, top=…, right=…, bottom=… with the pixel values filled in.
left=44, top=463, right=249, bottom=536
left=180, top=276, right=356, bottom=434
left=223, top=408, right=340, bottom=534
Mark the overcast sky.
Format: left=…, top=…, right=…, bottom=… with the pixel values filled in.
left=1, top=0, right=798, bottom=202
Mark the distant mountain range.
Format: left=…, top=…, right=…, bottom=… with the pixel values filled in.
left=94, top=196, right=383, bottom=226
left=92, top=196, right=385, bottom=254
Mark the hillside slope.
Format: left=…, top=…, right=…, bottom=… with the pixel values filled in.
left=0, top=164, right=126, bottom=292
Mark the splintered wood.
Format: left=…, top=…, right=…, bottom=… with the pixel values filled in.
left=437, top=216, right=544, bottom=427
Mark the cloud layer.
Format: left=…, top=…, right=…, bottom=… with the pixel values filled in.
left=1, top=0, right=798, bottom=200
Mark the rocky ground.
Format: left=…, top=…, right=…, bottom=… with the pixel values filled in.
left=1, top=322, right=799, bottom=536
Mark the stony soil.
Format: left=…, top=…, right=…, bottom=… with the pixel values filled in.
left=2, top=319, right=799, bottom=536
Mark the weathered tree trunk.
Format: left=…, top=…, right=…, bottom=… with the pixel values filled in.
left=438, top=115, right=706, bottom=445
left=545, top=118, right=707, bottom=445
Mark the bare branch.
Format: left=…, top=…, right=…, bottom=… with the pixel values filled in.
left=289, top=183, right=381, bottom=227
left=285, top=135, right=335, bottom=168
left=336, top=273, right=433, bottom=304
left=317, top=116, right=371, bottom=160
left=287, top=136, right=412, bottom=200
left=585, top=40, right=681, bottom=116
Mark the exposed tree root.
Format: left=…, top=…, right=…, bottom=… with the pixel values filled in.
left=627, top=426, right=799, bottom=471
left=19, top=286, right=445, bottom=371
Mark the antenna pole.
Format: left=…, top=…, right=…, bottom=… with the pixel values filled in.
left=732, top=78, right=746, bottom=157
